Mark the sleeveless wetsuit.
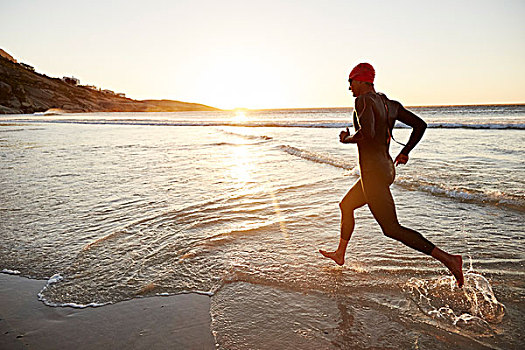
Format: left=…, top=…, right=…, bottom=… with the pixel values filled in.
left=340, top=92, right=435, bottom=255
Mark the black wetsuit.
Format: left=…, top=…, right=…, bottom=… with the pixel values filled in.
left=340, top=92, right=435, bottom=255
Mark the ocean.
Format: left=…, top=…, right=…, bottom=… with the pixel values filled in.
left=1, top=104, right=524, bottom=349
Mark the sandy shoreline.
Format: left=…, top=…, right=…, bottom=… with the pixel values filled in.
left=0, top=274, right=215, bottom=349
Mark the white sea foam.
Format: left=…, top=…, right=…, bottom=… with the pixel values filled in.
left=155, top=290, right=214, bottom=297
left=39, top=299, right=110, bottom=308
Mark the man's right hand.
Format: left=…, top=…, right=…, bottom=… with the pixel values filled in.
left=395, top=153, right=409, bottom=166
left=339, top=128, right=350, bottom=143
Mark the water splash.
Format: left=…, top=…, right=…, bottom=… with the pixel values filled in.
left=404, top=272, right=505, bottom=335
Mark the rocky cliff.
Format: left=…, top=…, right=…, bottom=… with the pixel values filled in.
left=0, top=55, right=219, bottom=114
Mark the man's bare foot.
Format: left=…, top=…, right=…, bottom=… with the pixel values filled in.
left=319, top=249, right=345, bottom=266
left=448, top=254, right=464, bottom=288
left=431, top=248, right=465, bottom=288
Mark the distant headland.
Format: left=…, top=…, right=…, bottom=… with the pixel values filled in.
left=0, top=48, right=220, bottom=115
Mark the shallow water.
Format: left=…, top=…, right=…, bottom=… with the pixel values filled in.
left=1, top=105, right=524, bottom=348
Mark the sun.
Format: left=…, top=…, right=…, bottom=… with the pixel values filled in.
left=187, top=47, right=291, bottom=109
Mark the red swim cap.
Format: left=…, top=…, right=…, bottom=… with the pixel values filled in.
left=349, top=63, right=375, bottom=84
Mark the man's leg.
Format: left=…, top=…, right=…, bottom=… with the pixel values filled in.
left=319, top=179, right=366, bottom=265
left=363, top=175, right=464, bottom=287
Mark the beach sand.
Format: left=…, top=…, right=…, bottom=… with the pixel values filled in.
left=0, top=274, right=215, bottom=349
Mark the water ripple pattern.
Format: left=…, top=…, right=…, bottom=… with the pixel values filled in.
left=1, top=105, right=524, bottom=349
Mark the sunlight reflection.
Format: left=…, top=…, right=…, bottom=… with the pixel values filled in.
left=233, top=110, right=248, bottom=124
left=228, top=143, right=289, bottom=240
left=269, top=189, right=290, bottom=239
left=230, top=145, right=254, bottom=187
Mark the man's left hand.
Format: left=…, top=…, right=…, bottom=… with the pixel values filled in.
left=395, top=153, right=409, bottom=166
left=339, top=128, right=350, bottom=143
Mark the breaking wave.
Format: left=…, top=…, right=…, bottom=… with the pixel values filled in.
left=395, top=178, right=525, bottom=212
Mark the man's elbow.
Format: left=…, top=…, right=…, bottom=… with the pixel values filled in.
left=351, top=132, right=365, bottom=143
left=419, top=120, right=427, bottom=133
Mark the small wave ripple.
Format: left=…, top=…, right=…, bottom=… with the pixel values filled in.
left=216, top=128, right=273, bottom=141
left=35, top=178, right=327, bottom=307
left=279, top=145, right=356, bottom=171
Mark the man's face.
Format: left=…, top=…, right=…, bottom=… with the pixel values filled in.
left=348, top=79, right=360, bottom=97
left=349, top=79, right=368, bottom=97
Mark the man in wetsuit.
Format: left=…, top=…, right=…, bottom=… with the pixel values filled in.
left=319, top=63, right=464, bottom=287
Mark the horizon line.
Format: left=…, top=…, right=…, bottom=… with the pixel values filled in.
left=226, top=102, right=525, bottom=111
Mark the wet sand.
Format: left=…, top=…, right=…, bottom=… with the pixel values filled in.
left=0, top=274, right=215, bottom=349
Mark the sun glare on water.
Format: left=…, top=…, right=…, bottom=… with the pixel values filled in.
left=233, top=110, right=248, bottom=124
left=227, top=138, right=290, bottom=239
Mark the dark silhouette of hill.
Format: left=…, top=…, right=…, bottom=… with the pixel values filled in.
left=0, top=53, right=219, bottom=114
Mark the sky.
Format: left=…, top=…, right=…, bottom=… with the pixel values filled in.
left=1, top=0, right=524, bottom=109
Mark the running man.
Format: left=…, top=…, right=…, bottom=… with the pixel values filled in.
left=319, top=63, right=464, bottom=287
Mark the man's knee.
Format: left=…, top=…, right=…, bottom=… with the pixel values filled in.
left=339, top=201, right=356, bottom=215
left=380, top=222, right=403, bottom=240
